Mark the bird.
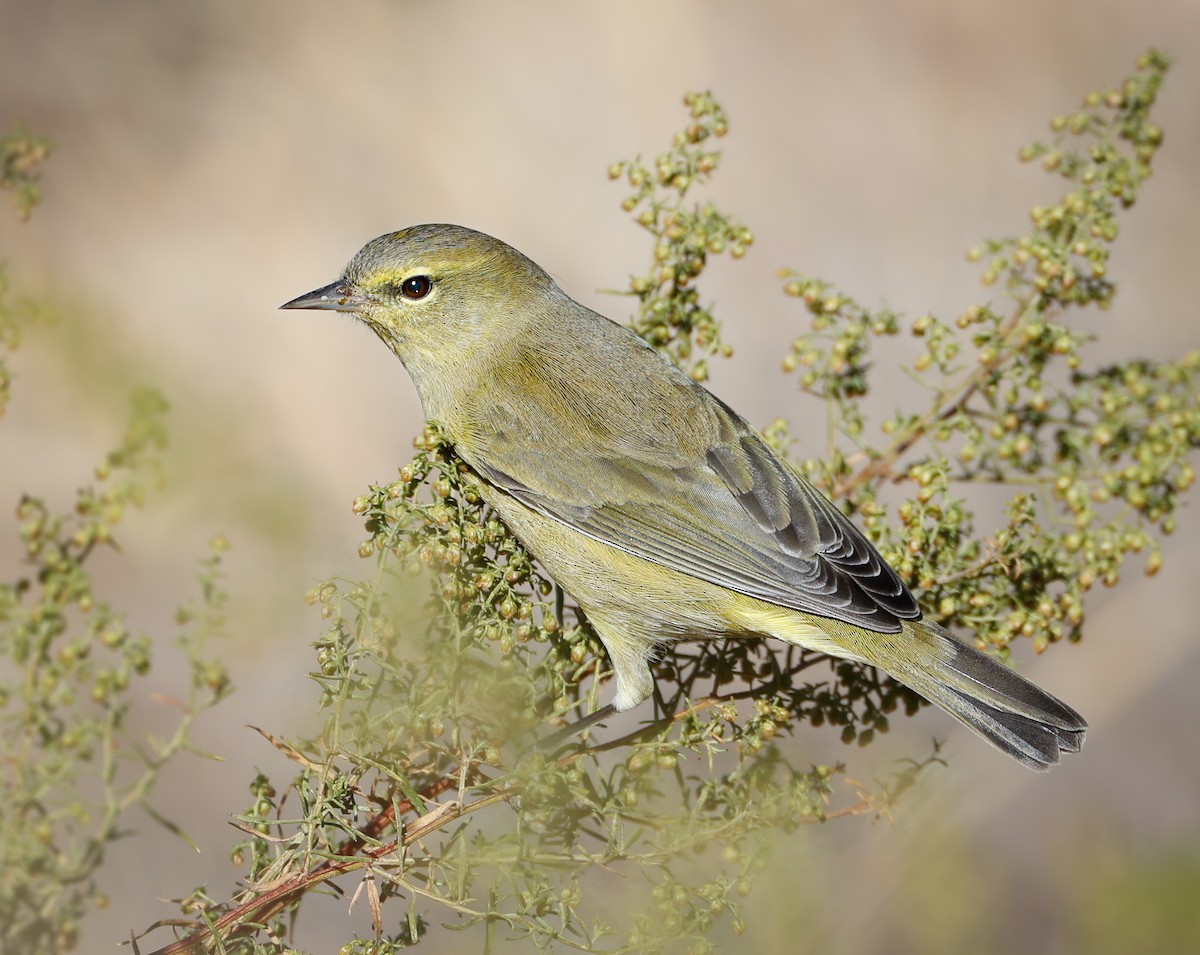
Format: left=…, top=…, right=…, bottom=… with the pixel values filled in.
left=282, top=223, right=1087, bottom=770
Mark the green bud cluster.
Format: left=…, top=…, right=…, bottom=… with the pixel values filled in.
left=228, top=772, right=279, bottom=883
left=780, top=275, right=902, bottom=436
left=998, top=49, right=1169, bottom=305
left=0, top=125, right=51, bottom=221
left=611, top=91, right=750, bottom=380
left=0, top=262, right=56, bottom=417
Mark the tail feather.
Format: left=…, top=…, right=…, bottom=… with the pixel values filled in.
left=764, top=610, right=1088, bottom=770
left=935, top=683, right=1085, bottom=770
left=893, top=618, right=1087, bottom=771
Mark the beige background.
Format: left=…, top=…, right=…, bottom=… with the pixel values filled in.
left=2, top=1, right=1198, bottom=952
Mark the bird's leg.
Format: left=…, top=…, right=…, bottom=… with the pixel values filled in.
left=538, top=703, right=617, bottom=751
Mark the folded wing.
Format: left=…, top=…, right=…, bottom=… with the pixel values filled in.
left=465, top=377, right=919, bottom=633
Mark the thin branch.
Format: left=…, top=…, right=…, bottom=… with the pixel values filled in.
left=834, top=295, right=1040, bottom=499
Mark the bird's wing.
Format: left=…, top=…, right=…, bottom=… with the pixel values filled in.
left=459, top=352, right=919, bottom=632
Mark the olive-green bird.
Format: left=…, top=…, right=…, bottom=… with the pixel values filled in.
left=282, top=224, right=1086, bottom=770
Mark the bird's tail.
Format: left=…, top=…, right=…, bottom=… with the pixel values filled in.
left=868, top=617, right=1087, bottom=771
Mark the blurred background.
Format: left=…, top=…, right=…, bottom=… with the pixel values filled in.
left=2, top=1, right=1198, bottom=952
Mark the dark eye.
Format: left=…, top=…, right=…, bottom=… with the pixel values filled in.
left=400, top=275, right=433, bottom=300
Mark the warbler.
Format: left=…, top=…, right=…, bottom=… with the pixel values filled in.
left=282, top=224, right=1086, bottom=770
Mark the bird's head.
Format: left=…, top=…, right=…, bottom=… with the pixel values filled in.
left=281, top=224, right=559, bottom=371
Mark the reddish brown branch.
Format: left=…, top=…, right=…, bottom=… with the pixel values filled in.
left=139, top=775, right=472, bottom=955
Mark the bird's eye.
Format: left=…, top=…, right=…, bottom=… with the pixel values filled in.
left=400, top=275, right=433, bottom=300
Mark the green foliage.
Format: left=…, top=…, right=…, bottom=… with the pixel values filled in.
left=607, top=92, right=752, bottom=382
left=0, top=131, right=233, bottom=953
left=779, top=49, right=1194, bottom=664
left=0, top=262, right=53, bottom=417
left=1, top=123, right=54, bottom=414
left=141, top=420, right=920, bottom=955
left=0, top=397, right=235, bottom=951
left=56, top=49, right=1190, bottom=955
left=0, top=124, right=52, bottom=221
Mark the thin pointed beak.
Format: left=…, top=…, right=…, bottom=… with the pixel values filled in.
left=279, top=280, right=370, bottom=312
